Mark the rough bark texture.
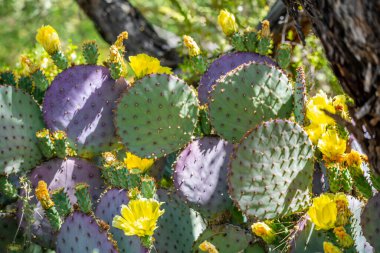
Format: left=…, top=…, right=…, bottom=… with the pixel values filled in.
left=284, top=0, right=380, bottom=174
left=76, top=0, right=180, bottom=67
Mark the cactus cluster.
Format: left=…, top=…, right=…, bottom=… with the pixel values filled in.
left=1, top=8, right=380, bottom=253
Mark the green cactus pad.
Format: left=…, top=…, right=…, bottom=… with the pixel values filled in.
left=208, top=62, right=293, bottom=142
left=154, top=189, right=206, bottom=252
left=348, top=196, right=374, bottom=253
left=287, top=215, right=328, bottom=252
left=115, top=74, right=199, bottom=158
left=361, top=192, right=380, bottom=251
left=229, top=120, right=314, bottom=219
left=192, top=224, right=251, bottom=253
left=0, top=85, right=44, bottom=175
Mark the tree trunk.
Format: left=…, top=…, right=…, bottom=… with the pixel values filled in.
left=75, top=0, right=180, bottom=67
left=284, top=0, right=380, bottom=174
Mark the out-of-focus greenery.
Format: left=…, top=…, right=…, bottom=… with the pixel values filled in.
left=0, top=0, right=341, bottom=95
left=0, top=0, right=109, bottom=66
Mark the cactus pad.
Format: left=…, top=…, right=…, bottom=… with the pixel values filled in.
left=229, top=120, right=314, bottom=219
left=115, top=74, right=199, bottom=158
left=56, top=211, right=118, bottom=253
left=198, top=52, right=277, bottom=104
left=43, top=65, right=129, bottom=157
left=20, top=158, right=104, bottom=247
left=287, top=216, right=327, bottom=252
left=361, top=192, right=380, bottom=251
left=192, top=224, right=252, bottom=253
left=348, top=196, right=374, bottom=253
left=154, top=189, right=206, bottom=252
left=174, top=136, right=233, bottom=217
left=95, top=188, right=147, bottom=253
left=0, top=85, right=44, bottom=175
left=0, top=215, right=22, bottom=250
left=208, top=62, right=293, bottom=142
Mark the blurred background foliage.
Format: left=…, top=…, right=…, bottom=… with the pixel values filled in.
left=0, top=0, right=341, bottom=95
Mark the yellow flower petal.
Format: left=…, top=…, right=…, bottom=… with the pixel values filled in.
left=306, top=91, right=335, bottom=125
left=217, top=10, right=238, bottom=36
left=129, top=54, right=172, bottom=79
left=307, top=194, right=337, bottom=230
left=318, top=128, right=346, bottom=161
left=36, top=25, right=60, bottom=55
left=124, top=152, right=154, bottom=173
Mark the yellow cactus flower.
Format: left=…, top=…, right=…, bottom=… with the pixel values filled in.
left=333, top=227, right=354, bottom=248
left=35, top=180, right=54, bottom=209
left=261, top=20, right=271, bottom=38
left=306, top=91, right=336, bottom=125
left=114, top=31, right=129, bottom=49
left=109, top=45, right=123, bottom=63
left=334, top=193, right=351, bottom=227
left=124, top=152, right=154, bottom=173
left=36, top=25, right=60, bottom=55
left=129, top=54, right=172, bottom=79
left=318, top=128, right=346, bottom=161
left=305, top=123, right=326, bottom=145
left=307, top=194, right=337, bottom=230
left=112, top=198, right=164, bottom=237
left=20, top=55, right=39, bottom=74
left=199, top=240, right=219, bottom=253
left=251, top=222, right=276, bottom=244
left=345, top=149, right=363, bottom=167
left=183, top=35, right=201, bottom=57
left=323, top=241, right=342, bottom=253
left=217, top=10, right=238, bottom=36
left=333, top=95, right=350, bottom=120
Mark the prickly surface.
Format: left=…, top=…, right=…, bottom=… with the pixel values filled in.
left=198, top=52, right=277, bottom=104
left=0, top=215, right=22, bottom=250
left=43, top=65, right=129, bottom=156
left=229, top=120, right=314, bottom=219
left=192, top=224, right=251, bottom=253
left=209, top=62, right=293, bottom=142
left=174, top=137, right=233, bottom=217
left=56, top=211, right=118, bottom=253
left=361, top=192, right=380, bottom=251
left=20, top=158, right=104, bottom=248
left=0, top=85, right=44, bottom=175
left=348, top=196, right=374, bottom=253
left=154, top=189, right=206, bottom=253
left=95, top=188, right=147, bottom=253
left=115, top=74, right=199, bottom=158
left=288, top=215, right=327, bottom=252
left=294, top=67, right=307, bottom=125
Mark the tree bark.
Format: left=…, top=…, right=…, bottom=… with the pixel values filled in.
left=75, top=0, right=180, bottom=67
left=284, top=0, right=380, bottom=174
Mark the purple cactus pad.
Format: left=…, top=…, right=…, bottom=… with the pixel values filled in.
left=18, top=158, right=105, bottom=248
left=95, top=188, right=148, bottom=253
left=42, top=65, right=129, bottom=156
left=198, top=52, right=277, bottom=104
left=56, top=211, right=118, bottom=253
left=174, top=136, right=233, bottom=217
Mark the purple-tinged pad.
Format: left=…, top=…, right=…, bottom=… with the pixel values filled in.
left=154, top=189, right=206, bottom=253
left=42, top=65, right=129, bottom=157
left=198, top=52, right=277, bottom=105
left=18, top=158, right=105, bottom=248
left=95, top=188, right=148, bottom=253
left=174, top=136, right=233, bottom=218
left=56, top=211, right=118, bottom=253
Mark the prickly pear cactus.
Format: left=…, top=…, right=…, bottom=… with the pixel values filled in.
left=287, top=215, right=327, bottom=252
left=115, top=74, right=199, bottom=158
left=0, top=85, right=44, bottom=175
left=361, top=192, right=380, bottom=251
left=192, top=224, right=252, bottom=253
left=19, top=158, right=104, bottom=247
left=43, top=65, right=129, bottom=157
left=154, top=189, right=206, bottom=252
left=56, top=211, right=118, bottom=253
left=173, top=136, right=233, bottom=218
left=0, top=215, right=23, bottom=250
left=229, top=120, right=314, bottom=219
left=208, top=63, right=293, bottom=142
left=198, top=52, right=277, bottom=104
left=95, top=188, right=147, bottom=253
